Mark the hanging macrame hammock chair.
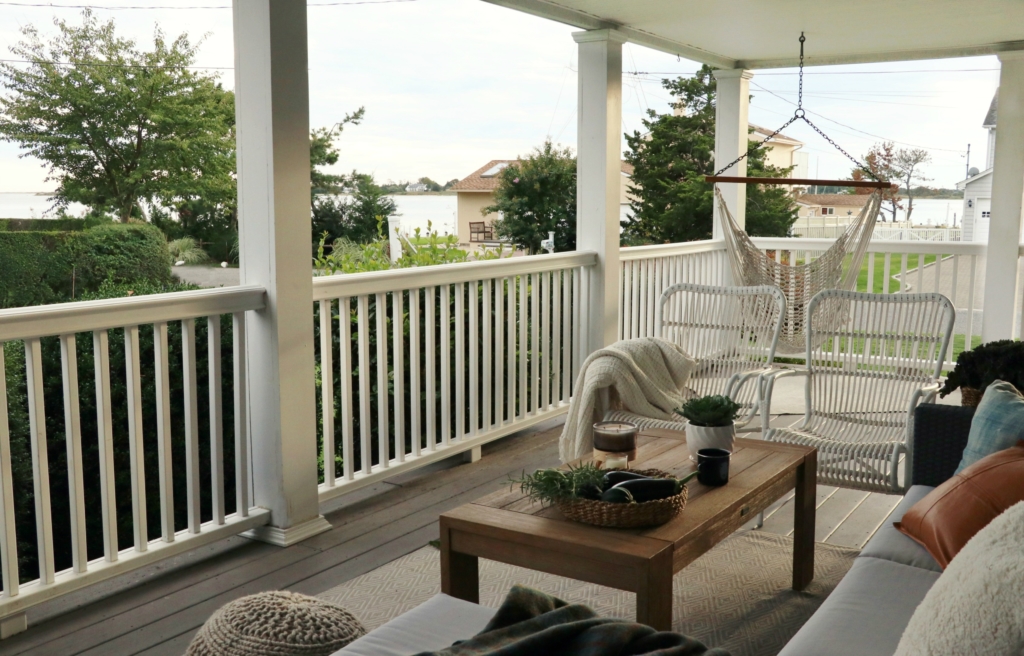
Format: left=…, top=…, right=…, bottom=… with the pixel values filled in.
left=706, top=34, right=892, bottom=353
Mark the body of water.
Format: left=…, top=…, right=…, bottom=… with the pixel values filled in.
left=0, top=192, right=965, bottom=231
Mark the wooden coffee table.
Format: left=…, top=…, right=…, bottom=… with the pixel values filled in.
left=439, top=428, right=817, bottom=631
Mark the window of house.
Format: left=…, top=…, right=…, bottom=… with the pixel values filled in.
left=981, top=210, right=992, bottom=218
left=821, top=207, right=835, bottom=215
left=469, top=221, right=494, bottom=242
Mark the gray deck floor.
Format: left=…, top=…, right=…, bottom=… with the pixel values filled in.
left=4, top=414, right=902, bottom=655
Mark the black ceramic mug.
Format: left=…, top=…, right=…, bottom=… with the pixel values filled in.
left=697, top=448, right=730, bottom=486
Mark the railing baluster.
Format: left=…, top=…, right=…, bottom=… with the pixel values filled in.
left=426, top=287, right=436, bottom=451
left=125, top=326, right=148, bottom=550
left=153, top=323, right=175, bottom=540
left=25, top=338, right=55, bottom=581
left=232, top=312, right=250, bottom=514
left=507, top=277, right=516, bottom=423
left=92, top=330, right=118, bottom=562
left=375, top=292, right=390, bottom=468
left=0, top=345, right=19, bottom=596
left=562, top=270, right=571, bottom=403
left=495, top=279, right=504, bottom=425
left=392, top=291, right=405, bottom=461
left=455, top=283, right=465, bottom=440
left=208, top=315, right=225, bottom=525
left=357, top=296, right=372, bottom=473
left=518, top=275, right=528, bottom=418
left=552, top=271, right=562, bottom=407
left=531, top=273, right=540, bottom=413
left=542, top=272, right=551, bottom=410
left=182, top=319, right=200, bottom=534
left=319, top=300, right=335, bottom=486
left=966, top=255, right=978, bottom=353
left=469, top=281, right=478, bottom=436
left=441, top=285, right=451, bottom=446
left=409, top=291, right=421, bottom=457
left=59, top=334, right=88, bottom=572
left=482, top=280, right=492, bottom=430
left=336, top=300, right=354, bottom=480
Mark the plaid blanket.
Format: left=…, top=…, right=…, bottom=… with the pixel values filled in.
left=415, top=585, right=730, bottom=656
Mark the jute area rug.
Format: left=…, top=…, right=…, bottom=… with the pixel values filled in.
left=319, top=529, right=858, bottom=656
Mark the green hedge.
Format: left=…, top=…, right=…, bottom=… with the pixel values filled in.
left=0, top=218, right=90, bottom=232
left=0, top=223, right=172, bottom=308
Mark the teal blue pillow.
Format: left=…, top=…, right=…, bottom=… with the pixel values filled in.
left=956, top=380, right=1024, bottom=473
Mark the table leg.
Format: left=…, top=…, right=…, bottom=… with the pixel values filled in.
left=635, top=547, right=673, bottom=631
left=440, top=521, right=479, bottom=603
left=792, top=450, right=817, bottom=591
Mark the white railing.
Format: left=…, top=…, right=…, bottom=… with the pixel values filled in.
left=795, top=225, right=962, bottom=242
left=0, top=287, right=268, bottom=621
left=752, top=238, right=984, bottom=368
left=617, top=237, right=985, bottom=369
left=619, top=240, right=729, bottom=340
left=312, top=252, right=596, bottom=500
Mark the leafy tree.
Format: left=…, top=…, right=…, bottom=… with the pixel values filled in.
left=486, top=141, right=577, bottom=254
left=0, top=11, right=235, bottom=222
left=893, top=147, right=931, bottom=223
left=311, top=173, right=398, bottom=248
left=443, top=178, right=460, bottom=190
left=623, top=65, right=797, bottom=244
left=309, top=107, right=365, bottom=193
left=854, top=142, right=902, bottom=221
left=417, top=177, right=443, bottom=192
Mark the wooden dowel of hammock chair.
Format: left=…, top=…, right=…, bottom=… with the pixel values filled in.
left=706, top=176, right=895, bottom=190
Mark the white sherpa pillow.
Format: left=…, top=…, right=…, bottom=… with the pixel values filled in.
left=894, top=501, right=1024, bottom=655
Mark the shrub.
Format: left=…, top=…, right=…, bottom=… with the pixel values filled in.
left=939, top=340, right=1024, bottom=397
left=676, top=395, right=741, bottom=427
left=168, top=237, right=211, bottom=265
left=0, top=223, right=171, bottom=308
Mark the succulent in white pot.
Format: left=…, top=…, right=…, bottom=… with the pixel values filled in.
left=676, top=395, right=741, bottom=460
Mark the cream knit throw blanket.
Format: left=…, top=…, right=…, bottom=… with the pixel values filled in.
left=559, top=337, right=697, bottom=462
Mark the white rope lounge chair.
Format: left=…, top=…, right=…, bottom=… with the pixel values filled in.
left=761, top=289, right=955, bottom=494
left=605, top=283, right=786, bottom=431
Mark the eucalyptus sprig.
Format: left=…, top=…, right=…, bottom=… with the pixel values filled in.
left=510, top=462, right=606, bottom=506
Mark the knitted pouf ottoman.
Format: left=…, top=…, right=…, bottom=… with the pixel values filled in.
left=186, top=591, right=366, bottom=656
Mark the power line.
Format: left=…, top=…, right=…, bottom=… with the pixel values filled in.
left=0, top=0, right=416, bottom=8
left=749, top=80, right=966, bottom=153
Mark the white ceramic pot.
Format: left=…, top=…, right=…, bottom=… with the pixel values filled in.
left=685, top=422, right=735, bottom=460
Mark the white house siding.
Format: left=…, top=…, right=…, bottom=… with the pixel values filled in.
left=961, top=172, right=993, bottom=242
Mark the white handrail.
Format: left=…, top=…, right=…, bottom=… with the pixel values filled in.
left=0, top=286, right=266, bottom=342
left=751, top=237, right=986, bottom=256
left=619, top=239, right=725, bottom=261
left=313, top=251, right=597, bottom=300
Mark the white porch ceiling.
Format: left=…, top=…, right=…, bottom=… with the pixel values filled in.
left=483, top=0, right=1024, bottom=68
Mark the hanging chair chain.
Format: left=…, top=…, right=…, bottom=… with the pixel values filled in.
left=712, top=32, right=879, bottom=181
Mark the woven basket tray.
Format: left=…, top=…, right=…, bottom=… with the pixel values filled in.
left=556, top=469, right=687, bottom=528
left=961, top=386, right=983, bottom=408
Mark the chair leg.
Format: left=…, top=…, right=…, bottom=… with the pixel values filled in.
left=754, top=511, right=764, bottom=529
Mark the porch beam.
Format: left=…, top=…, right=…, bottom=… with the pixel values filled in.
left=712, top=69, right=753, bottom=240
left=982, top=52, right=1024, bottom=342
left=574, top=28, right=625, bottom=354
left=232, top=0, right=330, bottom=545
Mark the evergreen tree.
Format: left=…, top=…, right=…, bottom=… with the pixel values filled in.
left=623, top=66, right=797, bottom=244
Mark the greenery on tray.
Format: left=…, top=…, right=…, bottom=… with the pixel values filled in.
left=510, top=463, right=607, bottom=506
left=675, top=395, right=742, bottom=427
left=939, top=340, right=1024, bottom=398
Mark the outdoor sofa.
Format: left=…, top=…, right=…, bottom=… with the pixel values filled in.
left=335, top=404, right=978, bottom=656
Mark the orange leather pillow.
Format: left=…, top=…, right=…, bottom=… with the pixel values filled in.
left=895, top=441, right=1024, bottom=569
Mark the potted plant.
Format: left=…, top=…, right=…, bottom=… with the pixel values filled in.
left=676, top=395, right=741, bottom=460
left=939, top=340, right=1024, bottom=407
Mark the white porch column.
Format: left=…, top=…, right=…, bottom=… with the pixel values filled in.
left=233, top=0, right=330, bottom=545
left=982, top=52, right=1024, bottom=342
left=712, top=69, right=753, bottom=240
left=574, top=29, right=625, bottom=355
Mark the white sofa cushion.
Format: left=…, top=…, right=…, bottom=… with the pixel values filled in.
left=333, top=593, right=496, bottom=656
left=858, top=485, right=941, bottom=572
left=894, top=501, right=1024, bottom=656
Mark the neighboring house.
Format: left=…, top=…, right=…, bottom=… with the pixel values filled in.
left=405, top=182, right=429, bottom=193
left=957, top=91, right=998, bottom=242
left=749, top=123, right=809, bottom=177
left=450, top=159, right=634, bottom=250
left=794, top=193, right=871, bottom=234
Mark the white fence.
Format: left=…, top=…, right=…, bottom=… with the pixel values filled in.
left=796, top=225, right=962, bottom=242
left=312, top=252, right=596, bottom=500
left=0, top=287, right=268, bottom=620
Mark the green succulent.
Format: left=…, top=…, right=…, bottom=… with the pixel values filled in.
left=676, top=395, right=741, bottom=427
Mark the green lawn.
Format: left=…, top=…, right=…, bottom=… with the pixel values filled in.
left=854, top=253, right=938, bottom=294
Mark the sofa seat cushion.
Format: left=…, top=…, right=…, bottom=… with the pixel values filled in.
left=333, top=593, right=497, bottom=656
left=859, top=485, right=941, bottom=572
left=777, top=556, right=940, bottom=656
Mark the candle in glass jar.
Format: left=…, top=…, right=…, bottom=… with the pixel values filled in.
left=604, top=454, right=629, bottom=469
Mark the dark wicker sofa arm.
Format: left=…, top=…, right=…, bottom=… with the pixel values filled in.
left=912, top=404, right=975, bottom=488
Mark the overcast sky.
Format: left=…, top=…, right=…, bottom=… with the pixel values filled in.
left=0, top=0, right=1002, bottom=193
